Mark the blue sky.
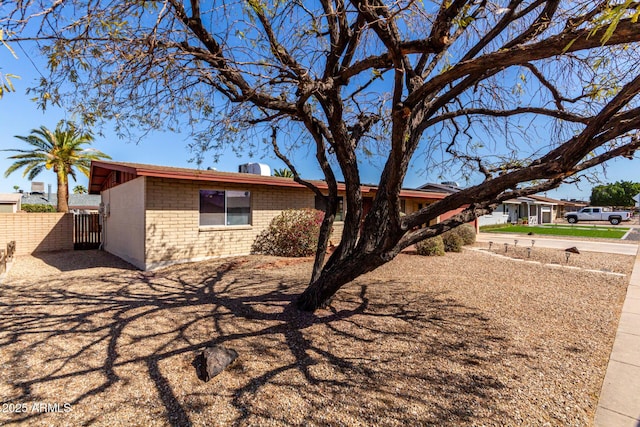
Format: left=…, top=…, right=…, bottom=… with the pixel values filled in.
left=0, top=45, right=316, bottom=193
left=1, top=43, right=638, bottom=201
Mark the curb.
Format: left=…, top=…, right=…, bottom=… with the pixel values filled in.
left=594, top=245, right=640, bottom=426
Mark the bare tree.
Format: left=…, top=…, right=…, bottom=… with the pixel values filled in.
left=5, top=1, right=640, bottom=310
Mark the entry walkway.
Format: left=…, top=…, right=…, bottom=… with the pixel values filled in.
left=594, top=247, right=640, bottom=426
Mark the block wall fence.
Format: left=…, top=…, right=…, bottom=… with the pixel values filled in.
left=0, top=213, right=74, bottom=255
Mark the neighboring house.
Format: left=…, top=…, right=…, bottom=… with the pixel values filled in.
left=418, top=182, right=461, bottom=194
left=476, top=194, right=590, bottom=227
left=487, top=194, right=559, bottom=226
left=21, top=193, right=101, bottom=213
left=524, top=194, right=559, bottom=224
left=419, top=182, right=577, bottom=226
left=556, top=199, right=588, bottom=218
left=89, top=161, right=460, bottom=270
left=0, top=193, right=22, bottom=213
left=418, top=182, right=519, bottom=227
left=477, top=208, right=511, bottom=227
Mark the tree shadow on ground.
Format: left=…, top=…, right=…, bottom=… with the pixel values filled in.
left=0, top=252, right=513, bottom=426
left=28, top=249, right=138, bottom=272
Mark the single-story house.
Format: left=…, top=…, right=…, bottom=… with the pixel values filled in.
left=481, top=194, right=560, bottom=226
left=21, top=192, right=101, bottom=213
left=88, top=161, right=467, bottom=270
left=0, top=193, right=22, bottom=213
left=556, top=199, right=588, bottom=217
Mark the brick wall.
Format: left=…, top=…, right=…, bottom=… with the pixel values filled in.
left=0, top=213, right=74, bottom=255
left=144, top=177, right=316, bottom=269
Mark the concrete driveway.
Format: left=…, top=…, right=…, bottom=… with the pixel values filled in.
left=476, top=232, right=639, bottom=256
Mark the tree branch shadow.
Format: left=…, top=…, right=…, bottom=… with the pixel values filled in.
left=1, top=252, right=513, bottom=426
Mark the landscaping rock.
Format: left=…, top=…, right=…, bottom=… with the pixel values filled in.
left=200, top=346, right=238, bottom=381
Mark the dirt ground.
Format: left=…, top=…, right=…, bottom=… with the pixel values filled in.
left=0, top=248, right=635, bottom=426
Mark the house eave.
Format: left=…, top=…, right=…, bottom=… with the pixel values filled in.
left=89, top=160, right=447, bottom=201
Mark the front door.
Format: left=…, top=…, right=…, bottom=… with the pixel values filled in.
left=507, top=205, right=519, bottom=223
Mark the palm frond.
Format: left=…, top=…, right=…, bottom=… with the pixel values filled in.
left=4, top=160, right=38, bottom=177
left=6, top=152, right=49, bottom=160
left=6, top=119, right=109, bottom=187
left=26, top=164, right=45, bottom=181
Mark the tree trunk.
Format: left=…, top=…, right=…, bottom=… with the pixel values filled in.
left=297, top=248, right=387, bottom=311
left=310, top=210, right=336, bottom=282
left=57, top=170, right=69, bottom=213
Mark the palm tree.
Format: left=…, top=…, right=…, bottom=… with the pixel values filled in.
left=273, top=168, right=294, bottom=178
left=73, top=185, right=87, bottom=194
left=4, top=120, right=111, bottom=212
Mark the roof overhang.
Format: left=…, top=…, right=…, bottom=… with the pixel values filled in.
left=0, top=193, right=22, bottom=203
left=89, top=161, right=447, bottom=201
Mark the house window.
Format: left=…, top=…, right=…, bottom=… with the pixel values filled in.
left=315, top=195, right=344, bottom=221
left=199, top=190, right=251, bottom=226
left=400, top=199, right=406, bottom=213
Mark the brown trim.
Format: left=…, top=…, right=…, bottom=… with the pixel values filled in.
left=89, top=160, right=447, bottom=201
left=398, top=189, right=445, bottom=199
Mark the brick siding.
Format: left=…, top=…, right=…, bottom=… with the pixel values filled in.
left=144, top=177, right=316, bottom=269
left=0, top=213, right=74, bottom=255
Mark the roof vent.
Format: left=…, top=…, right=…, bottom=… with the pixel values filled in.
left=440, top=181, right=459, bottom=187
left=31, top=181, right=45, bottom=194
left=238, top=163, right=271, bottom=176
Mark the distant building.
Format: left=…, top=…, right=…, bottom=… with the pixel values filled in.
left=417, top=182, right=461, bottom=194
left=0, top=193, right=22, bottom=213
left=21, top=193, right=101, bottom=213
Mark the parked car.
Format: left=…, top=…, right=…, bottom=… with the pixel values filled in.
left=564, top=207, right=632, bottom=225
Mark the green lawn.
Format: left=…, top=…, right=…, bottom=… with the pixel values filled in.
left=480, top=224, right=629, bottom=239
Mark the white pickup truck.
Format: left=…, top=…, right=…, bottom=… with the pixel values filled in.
left=564, top=207, right=632, bottom=225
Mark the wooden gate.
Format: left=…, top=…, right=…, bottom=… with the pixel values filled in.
left=74, top=213, right=101, bottom=250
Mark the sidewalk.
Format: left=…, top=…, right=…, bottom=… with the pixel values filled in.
left=594, top=245, right=640, bottom=426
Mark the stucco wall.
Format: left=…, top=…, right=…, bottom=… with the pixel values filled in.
left=144, top=177, right=315, bottom=269
left=102, top=177, right=146, bottom=269
left=0, top=213, right=73, bottom=254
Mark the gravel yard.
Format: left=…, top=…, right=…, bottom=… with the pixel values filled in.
left=0, top=248, right=635, bottom=426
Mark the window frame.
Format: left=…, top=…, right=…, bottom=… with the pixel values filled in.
left=199, top=189, right=252, bottom=227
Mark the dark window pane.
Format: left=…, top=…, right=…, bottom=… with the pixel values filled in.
left=200, top=190, right=225, bottom=226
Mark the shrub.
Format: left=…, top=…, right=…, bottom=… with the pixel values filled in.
left=455, top=224, right=477, bottom=245
left=416, top=236, right=445, bottom=256
left=441, top=230, right=464, bottom=252
left=21, top=204, right=56, bottom=213
left=251, top=208, right=324, bottom=257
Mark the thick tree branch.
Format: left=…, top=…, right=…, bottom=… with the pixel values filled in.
left=422, top=106, right=589, bottom=129
left=406, top=19, right=640, bottom=108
